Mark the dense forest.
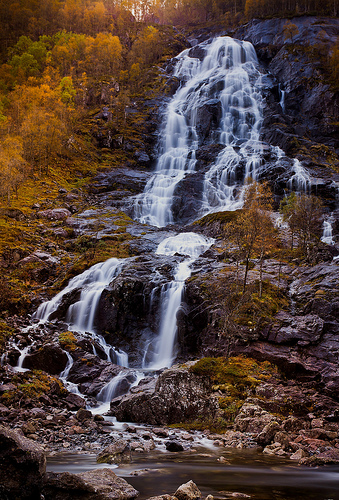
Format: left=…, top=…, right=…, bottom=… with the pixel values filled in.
left=0, top=0, right=338, bottom=208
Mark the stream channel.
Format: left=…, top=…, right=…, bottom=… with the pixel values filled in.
left=21, top=35, right=339, bottom=499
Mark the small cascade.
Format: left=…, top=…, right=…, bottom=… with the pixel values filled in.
left=134, top=36, right=266, bottom=226
left=321, top=218, right=335, bottom=245
left=34, top=258, right=124, bottom=329
left=288, top=159, right=311, bottom=193
left=146, top=232, right=214, bottom=369
left=94, top=371, right=145, bottom=414
left=279, top=83, right=285, bottom=113
left=97, top=371, right=130, bottom=403
left=33, top=257, right=129, bottom=365
left=14, top=346, right=30, bottom=373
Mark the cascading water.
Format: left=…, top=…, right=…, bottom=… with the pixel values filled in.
left=322, top=218, right=335, bottom=245
left=33, top=257, right=128, bottom=366
left=22, top=35, right=322, bottom=415
left=288, top=158, right=311, bottom=193
left=144, top=232, right=214, bottom=370
left=134, top=36, right=266, bottom=226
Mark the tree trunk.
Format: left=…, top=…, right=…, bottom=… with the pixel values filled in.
left=259, top=247, right=264, bottom=298
left=243, top=253, right=250, bottom=294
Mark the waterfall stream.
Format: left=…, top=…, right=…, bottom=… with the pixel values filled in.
left=134, top=36, right=267, bottom=226
left=20, top=35, right=326, bottom=411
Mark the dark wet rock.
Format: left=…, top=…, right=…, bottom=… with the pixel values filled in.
left=195, top=143, right=225, bottom=166
left=97, top=439, right=130, bottom=464
left=43, top=469, right=139, bottom=500
left=22, top=343, right=68, bottom=375
left=67, top=355, right=112, bottom=393
left=171, top=172, right=204, bottom=224
left=65, top=393, right=87, bottom=410
left=188, top=46, right=206, bottom=61
left=174, top=480, right=201, bottom=500
left=0, top=425, right=46, bottom=499
left=196, top=99, right=222, bottom=144
left=82, top=365, right=130, bottom=397
left=88, top=167, right=152, bottom=195
left=165, top=440, right=184, bottom=452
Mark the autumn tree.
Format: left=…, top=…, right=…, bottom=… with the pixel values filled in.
left=128, top=26, right=164, bottom=69
left=283, top=21, right=299, bottom=43
left=8, top=81, right=71, bottom=175
left=280, top=193, right=324, bottom=261
left=0, top=136, right=27, bottom=204
left=85, top=33, right=123, bottom=76
left=225, top=180, right=276, bottom=296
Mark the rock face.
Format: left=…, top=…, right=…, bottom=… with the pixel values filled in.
left=110, top=364, right=218, bottom=425
left=0, top=425, right=46, bottom=499
left=95, top=255, right=182, bottom=365
left=234, top=17, right=339, bottom=207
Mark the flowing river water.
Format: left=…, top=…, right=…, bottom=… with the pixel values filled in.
left=13, top=36, right=339, bottom=498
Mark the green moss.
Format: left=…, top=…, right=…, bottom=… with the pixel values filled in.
left=1, top=370, right=67, bottom=403
left=190, top=356, right=278, bottom=424
left=195, top=210, right=242, bottom=227
left=59, top=331, right=77, bottom=351
left=0, top=320, right=14, bottom=353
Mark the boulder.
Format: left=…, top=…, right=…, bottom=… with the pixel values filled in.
left=38, top=208, right=71, bottom=220
left=165, top=441, right=184, bottom=452
left=22, top=343, right=68, bottom=375
left=97, top=440, right=131, bottom=464
left=0, top=425, right=46, bottom=499
left=174, top=481, right=201, bottom=500
left=110, top=364, right=218, bottom=425
left=234, top=403, right=278, bottom=433
left=256, top=421, right=281, bottom=446
left=65, top=392, right=87, bottom=410
left=43, top=469, right=139, bottom=500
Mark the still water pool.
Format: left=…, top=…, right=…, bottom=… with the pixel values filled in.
left=47, top=447, right=339, bottom=500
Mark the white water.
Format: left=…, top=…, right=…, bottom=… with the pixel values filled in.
left=279, top=84, right=285, bottom=113
left=321, top=218, right=335, bottom=245
left=14, top=346, right=30, bottom=373
left=146, top=232, right=214, bottom=369
left=33, top=257, right=129, bottom=365
left=288, top=159, right=311, bottom=193
left=134, top=36, right=266, bottom=227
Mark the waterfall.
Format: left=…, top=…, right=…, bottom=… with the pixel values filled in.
left=279, top=83, right=285, bottom=113
left=23, top=35, right=320, bottom=411
left=288, top=159, right=311, bottom=193
left=33, top=257, right=129, bottom=365
left=134, top=36, right=266, bottom=227
left=321, top=218, right=335, bottom=245
left=146, top=232, right=214, bottom=369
